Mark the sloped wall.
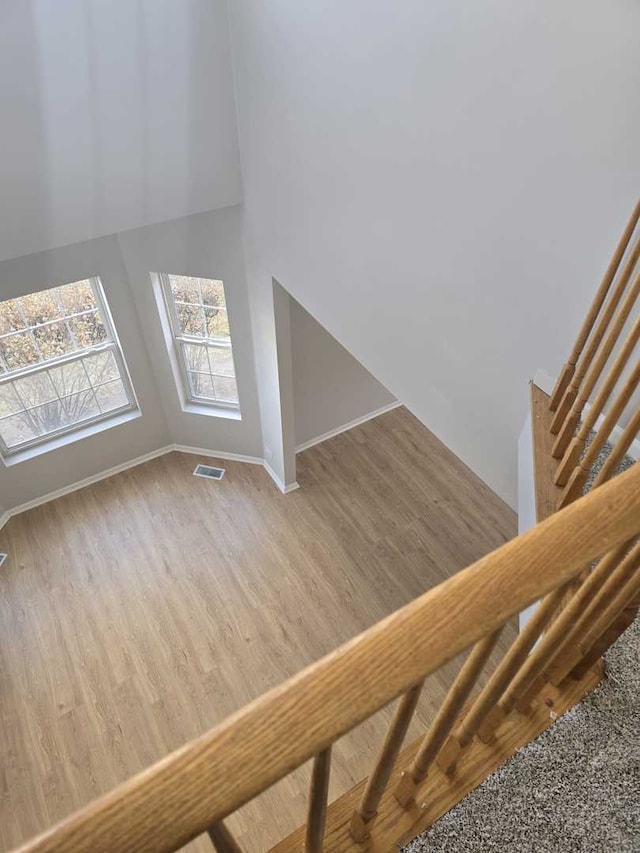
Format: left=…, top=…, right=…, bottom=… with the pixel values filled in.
left=229, top=0, right=640, bottom=506
left=290, top=296, right=396, bottom=448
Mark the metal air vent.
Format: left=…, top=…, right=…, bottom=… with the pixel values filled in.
left=193, top=464, right=226, bottom=480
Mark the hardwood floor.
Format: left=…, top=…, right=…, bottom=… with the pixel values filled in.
left=0, top=407, right=516, bottom=853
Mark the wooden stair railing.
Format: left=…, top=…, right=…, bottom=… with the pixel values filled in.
left=13, top=462, right=640, bottom=853
left=12, top=200, right=640, bottom=853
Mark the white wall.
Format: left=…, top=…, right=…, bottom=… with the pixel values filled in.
left=0, top=206, right=263, bottom=512
left=229, top=0, right=640, bottom=506
left=0, top=0, right=241, bottom=263
left=0, top=235, right=171, bottom=509
left=290, top=297, right=396, bottom=448
left=118, top=207, right=263, bottom=459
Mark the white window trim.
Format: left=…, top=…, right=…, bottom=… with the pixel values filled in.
left=0, top=278, right=138, bottom=460
left=156, top=273, right=241, bottom=415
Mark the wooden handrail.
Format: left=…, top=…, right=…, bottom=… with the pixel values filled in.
left=14, top=463, right=640, bottom=853
left=549, top=199, right=640, bottom=411
left=494, top=541, right=631, bottom=717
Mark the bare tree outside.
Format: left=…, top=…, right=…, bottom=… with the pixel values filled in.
left=0, top=280, right=131, bottom=450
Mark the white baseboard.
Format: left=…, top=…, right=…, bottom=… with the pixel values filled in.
left=295, top=401, right=401, bottom=453
left=0, top=444, right=281, bottom=530
left=263, top=460, right=300, bottom=494
left=1, top=445, right=174, bottom=525
left=172, top=445, right=263, bottom=466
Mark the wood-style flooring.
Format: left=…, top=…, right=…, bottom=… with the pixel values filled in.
left=0, top=407, right=516, bottom=852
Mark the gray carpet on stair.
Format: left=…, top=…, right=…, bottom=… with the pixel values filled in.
left=405, top=448, right=638, bottom=852
left=403, top=617, right=640, bottom=852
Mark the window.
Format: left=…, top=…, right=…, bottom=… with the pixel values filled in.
left=0, top=278, right=137, bottom=457
left=158, top=274, right=239, bottom=410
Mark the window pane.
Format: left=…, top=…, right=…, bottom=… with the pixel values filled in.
left=48, top=359, right=92, bottom=397
left=60, top=389, right=100, bottom=424
left=27, top=393, right=98, bottom=435
left=57, top=280, right=97, bottom=315
left=33, top=321, right=75, bottom=360
left=0, top=384, right=23, bottom=417
left=20, top=290, right=59, bottom=326
left=176, top=303, right=205, bottom=337
left=188, top=371, right=215, bottom=399
left=13, top=372, right=58, bottom=407
left=204, top=307, right=229, bottom=339
left=169, top=275, right=200, bottom=304
left=208, top=346, right=235, bottom=377
left=200, top=279, right=226, bottom=307
left=0, top=299, right=26, bottom=334
left=0, top=332, right=40, bottom=370
left=0, top=279, right=135, bottom=453
left=95, top=380, right=128, bottom=413
left=68, top=310, right=108, bottom=349
left=183, top=342, right=210, bottom=373
left=0, top=412, right=44, bottom=447
left=212, top=376, right=239, bottom=404
left=84, top=350, right=120, bottom=384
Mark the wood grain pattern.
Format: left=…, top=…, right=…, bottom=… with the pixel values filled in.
left=548, top=199, right=640, bottom=411
left=550, top=250, right=640, bottom=435
left=552, top=314, right=640, bottom=464
left=11, top=458, right=640, bottom=853
left=269, top=665, right=603, bottom=853
left=530, top=383, right=565, bottom=522
left=0, top=407, right=516, bottom=853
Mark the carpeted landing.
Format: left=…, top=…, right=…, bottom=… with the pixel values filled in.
left=404, top=617, right=639, bottom=852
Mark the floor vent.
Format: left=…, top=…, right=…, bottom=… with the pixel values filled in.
left=0, top=553, right=7, bottom=568
left=193, top=464, right=226, bottom=481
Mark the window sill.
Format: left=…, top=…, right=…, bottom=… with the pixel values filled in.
left=180, top=400, right=242, bottom=421
left=1, top=408, right=142, bottom=467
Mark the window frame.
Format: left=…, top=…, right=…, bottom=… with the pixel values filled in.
left=157, top=273, right=240, bottom=412
left=0, top=278, right=138, bottom=459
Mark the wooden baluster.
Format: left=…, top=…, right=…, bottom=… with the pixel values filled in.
left=550, top=257, right=640, bottom=436
left=558, top=363, right=640, bottom=508
left=391, top=630, right=502, bottom=807
left=208, top=821, right=244, bottom=853
left=552, top=302, right=640, bottom=462
left=491, top=542, right=632, bottom=718
left=589, top=406, right=640, bottom=488
left=350, top=682, right=423, bottom=840
left=555, top=319, right=640, bottom=484
left=305, top=748, right=332, bottom=853
left=569, top=593, right=640, bottom=680
left=543, top=542, right=640, bottom=685
left=549, top=199, right=640, bottom=412
left=434, top=589, right=570, bottom=774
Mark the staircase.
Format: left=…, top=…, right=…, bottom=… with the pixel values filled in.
left=13, top=200, right=640, bottom=853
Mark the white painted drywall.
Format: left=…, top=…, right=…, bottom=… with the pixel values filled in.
left=229, top=0, right=640, bottom=507
left=290, top=297, right=396, bottom=448
left=0, top=0, right=241, bottom=263
left=0, top=235, right=171, bottom=509
left=0, top=206, right=265, bottom=511
left=117, top=206, right=263, bottom=459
